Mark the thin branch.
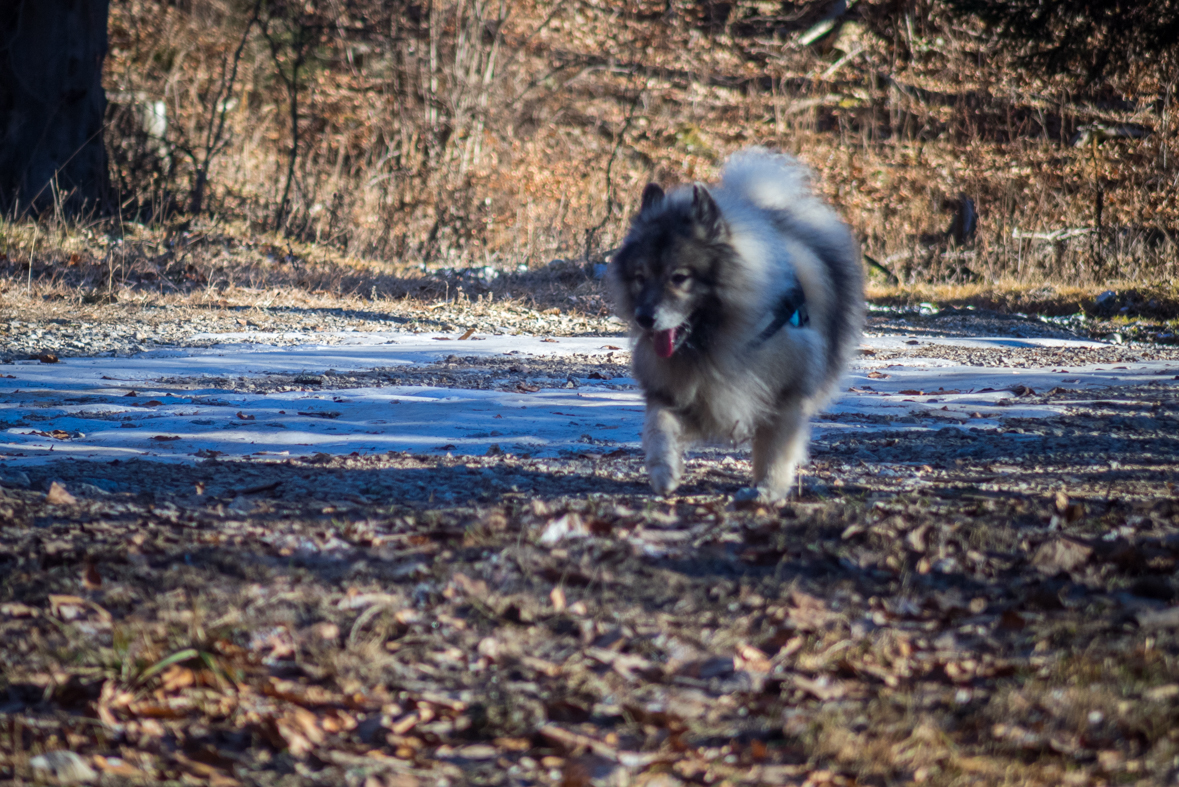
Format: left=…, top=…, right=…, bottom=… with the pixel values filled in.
left=190, top=0, right=262, bottom=215
left=583, top=76, right=647, bottom=260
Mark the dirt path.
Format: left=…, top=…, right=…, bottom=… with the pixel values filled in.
left=2, top=304, right=1179, bottom=786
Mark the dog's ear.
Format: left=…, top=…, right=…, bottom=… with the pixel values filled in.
left=640, top=183, right=664, bottom=212
left=691, top=184, right=724, bottom=238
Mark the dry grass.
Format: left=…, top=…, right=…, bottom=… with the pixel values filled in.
left=5, top=213, right=1178, bottom=351
left=867, top=280, right=1179, bottom=319
left=0, top=214, right=616, bottom=322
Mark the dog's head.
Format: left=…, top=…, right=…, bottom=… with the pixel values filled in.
left=609, top=183, right=730, bottom=359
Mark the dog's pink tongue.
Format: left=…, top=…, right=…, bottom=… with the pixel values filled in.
left=654, top=327, right=677, bottom=358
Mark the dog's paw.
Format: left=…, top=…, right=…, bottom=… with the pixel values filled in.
left=733, top=485, right=785, bottom=508
left=648, top=463, right=681, bottom=496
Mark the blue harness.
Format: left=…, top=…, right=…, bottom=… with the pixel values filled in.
left=750, top=286, right=809, bottom=349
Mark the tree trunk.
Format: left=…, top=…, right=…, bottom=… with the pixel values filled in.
left=0, top=0, right=110, bottom=216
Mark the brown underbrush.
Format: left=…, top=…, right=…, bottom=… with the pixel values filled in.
left=89, top=0, right=1177, bottom=283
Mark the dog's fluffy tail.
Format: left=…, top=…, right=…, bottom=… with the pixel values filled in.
left=722, top=146, right=865, bottom=406
left=720, top=147, right=814, bottom=212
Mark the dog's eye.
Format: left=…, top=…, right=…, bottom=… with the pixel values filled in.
left=669, top=271, right=691, bottom=286
left=632, top=273, right=645, bottom=285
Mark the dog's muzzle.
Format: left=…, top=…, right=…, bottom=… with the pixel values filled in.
left=652, top=322, right=691, bottom=358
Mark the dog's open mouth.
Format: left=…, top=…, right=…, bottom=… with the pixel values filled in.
left=653, top=323, right=690, bottom=359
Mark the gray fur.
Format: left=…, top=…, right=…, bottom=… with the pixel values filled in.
left=608, top=147, right=864, bottom=500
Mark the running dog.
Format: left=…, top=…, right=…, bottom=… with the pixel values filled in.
left=608, top=147, right=864, bottom=501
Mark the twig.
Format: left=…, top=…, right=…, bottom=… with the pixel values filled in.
left=261, top=10, right=321, bottom=233
left=538, top=723, right=662, bottom=768
left=190, top=0, right=261, bottom=215
left=1010, top=227, right=1094, bottom=242
left=27, top=223, right=39, bottom=294
left=584, top=77, right=647, bottom=259
left=862, top=252, right=899, bottom=285
left=821, top=46, right=865, bottom=80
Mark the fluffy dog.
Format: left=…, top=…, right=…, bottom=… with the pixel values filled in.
left=608, top=148, right=864, bottom=501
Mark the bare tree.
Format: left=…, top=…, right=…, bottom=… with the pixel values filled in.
left=259, top=0, right=329, bottom=232
left=0, top=0, right=111, bottom=216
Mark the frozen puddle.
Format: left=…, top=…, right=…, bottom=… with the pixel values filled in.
left=1, top=330, right=1176, bottom=465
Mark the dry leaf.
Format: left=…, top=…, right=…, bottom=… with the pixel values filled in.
left=127, top=701, right=189, bottom=719
left=365, top=775, right=420, bottom=787
left=173, top=752, right=240, bottom=786
left=777, top=635, right=805, bottom=659
left=1033, top=537, right=1092, bottom=575
left=389, top=712, right=420, bottom=735
left=93, top=755, right=144, bottom=777
left=794, top=675, right=847, bottom=701
left=271, top=708, right=323, bottom=758
left=29, top=751, right=95, bottom=783
left=539, top=723, right=660, bottom=767
left=999, top=609, right=1027, bottom=630
left=46, top=482, right=76, bottom=505
left=586, top=647, right=652, bottom=681
left=550, top=586, right=567, bottom=612
left=311, top=622, right=340, bottom=641
left=81, top=562, right=102, bottom=590
left=160, top=665, right=196, bottom=692
left=735, top=644, right=772, bottom=673
left=1054, top=490, right=1070, bottom=513
left=320, top=709, right=357, bottom=733
left=787, top=590, right=837, bottom=630
left=539, top=512, right=589, bottom=545
left=451, top=572, right=490, bottom=599
left=292, top=707, right=325, bottom=743
left=48, top=594, right=89, bottom=619
left=905, top=524, right=931, bottom=553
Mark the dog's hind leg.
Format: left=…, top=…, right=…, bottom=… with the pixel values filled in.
left=744, top=398, right=809, bottom=502
left=643, top=399, right=685, bottom=495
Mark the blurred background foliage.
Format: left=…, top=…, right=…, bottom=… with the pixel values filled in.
left=90, top=0, right=1179, bottom=283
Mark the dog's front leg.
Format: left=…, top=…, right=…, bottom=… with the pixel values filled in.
left=744, top=398, right=809, bottom=502
left=643, top=398, right=684, bottom=495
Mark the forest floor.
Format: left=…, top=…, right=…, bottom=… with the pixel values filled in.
left=3, top=284, right=1179, bottom=786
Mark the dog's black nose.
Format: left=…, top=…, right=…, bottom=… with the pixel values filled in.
left=635, top=312, right=655, bottom=329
